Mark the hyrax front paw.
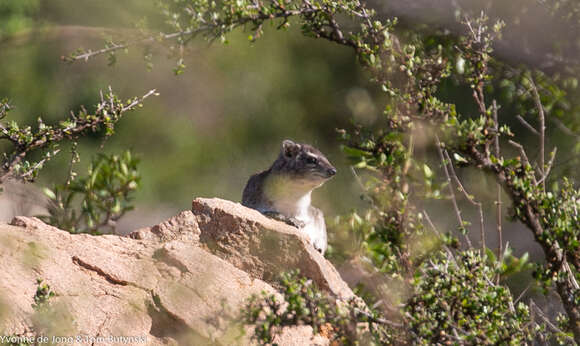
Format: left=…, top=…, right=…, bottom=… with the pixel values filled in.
left=262, top=211, right=304, bottom=228
left=286, top=217, right=305, bottom=228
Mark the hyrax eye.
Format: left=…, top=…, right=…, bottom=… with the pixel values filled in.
left=306, top=156, right=318, bottom=164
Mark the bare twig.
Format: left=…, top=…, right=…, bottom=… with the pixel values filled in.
left=423, top=210, right=457, bottom=263
left=516, top=115, right=540, bottom=136
left=435, top=135, right=472, bottom=247
left=63, top=29, right=203, bottom=62
left=423, top=210, right=441, bottom=236
left=529, top=78, right=546, bottom=190
left=443, top=150, right=485, bottom=250
left=514, top=284, right=531, bottom=304
left=563, top=260, right=580, bottom=290
left=353, top=307, right=403, bottom=328
left=350, top=166, right=367, bottom=192
left=359, top=7, right=374, bottom=30
left=530, top=300, right=576, bottom=343
left=536, top=147, right=558, bottom=186
left=19, top=152, right=59, bottom=180
left=493, top=100, right=503, bottom=265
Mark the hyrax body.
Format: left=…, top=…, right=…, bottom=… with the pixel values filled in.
left=242, top=139, right=336, bottom=254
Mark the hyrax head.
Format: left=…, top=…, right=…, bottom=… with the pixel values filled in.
left=272, top=139, right=337, bottom=187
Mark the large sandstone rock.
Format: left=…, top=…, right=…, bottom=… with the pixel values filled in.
left=0, top=198, right=353, bottom=345
left=190, top=198, right=353, bottom=298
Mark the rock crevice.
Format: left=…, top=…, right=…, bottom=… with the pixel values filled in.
left=71, top=256, right=130, bottom=286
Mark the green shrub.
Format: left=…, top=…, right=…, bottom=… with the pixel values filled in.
left=41, top=150, right=140, bottom=234
left=406, top=250, right=535, bottom=344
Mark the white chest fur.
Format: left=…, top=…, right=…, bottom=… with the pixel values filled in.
left=271, top=191, right=311, bottom=220
left=263, top=175, right=328, bottom=253
left=271, top=193, right=327, bottom=253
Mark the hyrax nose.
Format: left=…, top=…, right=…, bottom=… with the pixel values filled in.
left=327, top=167, right=337, bottom=176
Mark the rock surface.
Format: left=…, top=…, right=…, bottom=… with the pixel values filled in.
left=0, top=198, right=352, bottom=345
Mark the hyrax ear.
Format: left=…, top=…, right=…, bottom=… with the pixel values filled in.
left=282, top=139, right=300, bottom=158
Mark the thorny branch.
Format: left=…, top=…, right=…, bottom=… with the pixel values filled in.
left=62, top=30, right=204, bottom=62
left=63, top=1, right=375, bottom=64
left=0, top=88, right=156, bottom=185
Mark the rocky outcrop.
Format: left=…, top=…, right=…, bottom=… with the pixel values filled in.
left=0, top=198, right=353, bottom=345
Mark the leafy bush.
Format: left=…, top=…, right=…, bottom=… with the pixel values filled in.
left=244, top=270, right=397, bottom=344
left=41, top=150, right=140, bottom=234
left=406, top=250, right=535, bottom=344
left=32, top=279, right=55, bottom=311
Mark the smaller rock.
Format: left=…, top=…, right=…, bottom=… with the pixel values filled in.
left=274, top=326, right=330, bottom=346
left=10, top=216, right=67, bottom=234
left=129, top=210, right=200, bottom=244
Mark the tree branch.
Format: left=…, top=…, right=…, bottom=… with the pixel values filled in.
left=0, top=88, right=156, bottom=185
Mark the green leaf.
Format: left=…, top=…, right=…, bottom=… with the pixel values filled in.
left=423, top=164, right=433, bottom=178
left=341, top=145, right=371, bottom=157
left=354, top=161, right=367, bottom=169
left=42, top=188, right=57, bottom=200
left=453, top=153, right=468, bottom=164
